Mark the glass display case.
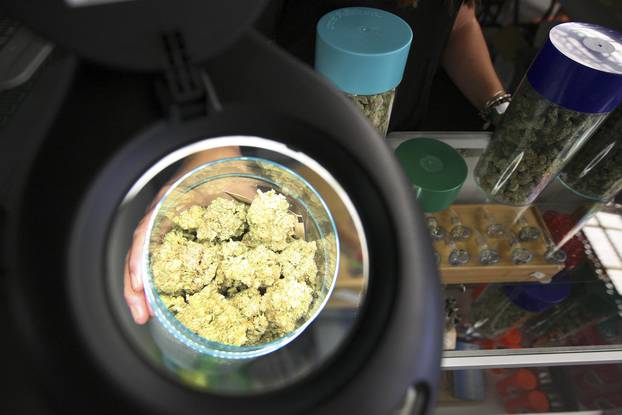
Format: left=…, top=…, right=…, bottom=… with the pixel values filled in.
left=385, top=132, right=622, bottom=413
left=434, top=363, right=622, bottom=414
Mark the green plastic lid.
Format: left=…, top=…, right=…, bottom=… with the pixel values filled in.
left=395, top=138, right=468, bottom=212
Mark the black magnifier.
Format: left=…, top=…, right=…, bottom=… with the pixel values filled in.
left=0, top=1, right=442, bottom=414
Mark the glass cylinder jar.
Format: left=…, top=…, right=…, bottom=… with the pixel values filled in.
left=559, top=105, right=622, bottom=201
left=471, top=285, right=535, bottom=339
left=475, top=23, right=622, bottom=206
left=143, top=158, right=339, bottom=362
left=347, top=89, right=396, bottom=136
left=315, top=7, right=412, bottom=136
left=471, top=282, right=570, bottom=339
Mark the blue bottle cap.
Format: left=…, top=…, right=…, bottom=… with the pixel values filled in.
left=527, top=22, right=622, bottom=113
left=315, top=7, right=413, bottom=95
left=503, top=276, right=571, bottom=313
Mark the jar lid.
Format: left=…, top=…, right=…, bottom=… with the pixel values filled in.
left=528, top=391, right=550, bottom=413
left=527, top=22, right=622, bottom=113
left=315, top=7, right=412, bottom=95
left=514, top=368, right=538, bottom=390
left=394, top=138, right=467, bottom=212
left=503, top=278, right=571, bottom=313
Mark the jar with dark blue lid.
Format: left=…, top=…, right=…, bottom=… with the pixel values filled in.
left=471, top=281, right=571, bottom=339
left=475, top=22, right=622, bottom=206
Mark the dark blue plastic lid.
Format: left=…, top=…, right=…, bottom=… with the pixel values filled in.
left=527, top=22, right=622, bottom=113
left=503, top=277, right=571, bottom=313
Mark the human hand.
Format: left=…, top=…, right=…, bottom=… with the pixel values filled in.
left=124, top=179, right=260, bottom=324
left=124, top=185, right=169, bottom=324
left=124, top=147, right=246, bottom=324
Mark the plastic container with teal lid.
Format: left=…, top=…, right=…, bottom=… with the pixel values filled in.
left=559, top=104, right=622, bottom=202
left=395, top=138, right=468, bottom=213
left=315, top=7, right=412, bottom=136
left=475, top=23, right=622, bottom=206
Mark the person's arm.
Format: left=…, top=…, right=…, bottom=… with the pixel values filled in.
left=124, top=146, right=240, bottom=324
left=441, top=2, right=505, bottom=111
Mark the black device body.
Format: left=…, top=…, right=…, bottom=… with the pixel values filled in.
left=0, top=1, right=442, bottom=414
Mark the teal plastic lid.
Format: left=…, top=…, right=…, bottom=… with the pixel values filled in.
left=315, top=7, right=413, bottom=95
left=395, top=138, right=468, bottom=212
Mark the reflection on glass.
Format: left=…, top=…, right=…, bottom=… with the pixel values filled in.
left=539, top=219, right=566, bottom=265
left=584, top=227, right=622, bottom=268
left=426, top=213, right=446, bottom=241
left=506, top=231, right=533, bottom=265
left=607, top=229, right=622, bottom=259
left=481, top=207, right=507, bottom=238
left=445, top=234, right=470, bottom=266
left=516, top=214, right=541, bottom=242
left=449, top=208, right=472, bottom=241
left=597, top=211, right=622, bottom=230
left=608, top=270, right=622, bottom=296
left=474, top=230, right=500, bottom=265
left=544, top=247, right=567, bottom=265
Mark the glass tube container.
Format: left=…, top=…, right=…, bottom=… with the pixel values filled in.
left=475, top=23, right=622, bottom=205
left=315, top=7, right=412, bottom=136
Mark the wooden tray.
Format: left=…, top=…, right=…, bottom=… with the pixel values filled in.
left=326, top=204, right=564, bottom=305
left=436, top=204, right=564, bottom=284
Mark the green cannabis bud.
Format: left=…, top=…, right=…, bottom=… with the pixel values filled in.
left=475, top=81, right=604, bottom=205
left=348, top=90, right=395, bottom=136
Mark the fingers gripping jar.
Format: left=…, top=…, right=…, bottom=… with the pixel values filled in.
left=475, top=23, right=622, bottom=206
left=315, top=7, right=412, bottom=136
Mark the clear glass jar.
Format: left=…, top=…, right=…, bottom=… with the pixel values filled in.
left=559, top=105, right=622, bottom=201
left=143, top=157, right=339, bottom=362
left=475, top=80, right=606, bottom=206
left=108, top=137, right=370, bottom=395
left=471, top=285, right=537, bottom=339
left=470, top=281, right=570, bottom=339
left=315, top=7, right=411, bottom=138
left=347, top=89, right=396, bottom=136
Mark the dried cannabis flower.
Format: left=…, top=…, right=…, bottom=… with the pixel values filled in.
left=246, top=189, right=297, bottom=251
left=151, top=229, right=220, bottom=295
left=349, top=90, right=395, bottom=136
left=560, top=106, right=622, bottom=201
left=175, top=285, right=251, bottom=346
left=151, top=190, right=320, bottom=346
left=160, top=294, right=186, bottom=314
left=279, top=240, right=318, bottom=288
left=174, top=198, right=248, bottom=242
left=220, top=245, right=281, bottom=289
left=262, top=278, right=314, bottom=338
left=475, top=81, right=604, bottom=205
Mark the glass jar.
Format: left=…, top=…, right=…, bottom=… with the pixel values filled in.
left=520, top=274, right=616, bottom=347
left=475, top=23, right=622, bottom=206
left=347, top=89, right=396, bottom=136
left=471, top=282, right=570, bottom=339
left=315, top=7, right=412, bottom=136
left=143, top=157, right=339, bottom=362
left=559, top=105, right=622, bottom=201
left=107, top=137, right=370, bottom=395
left=471, top=285, right=535, bottom=339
